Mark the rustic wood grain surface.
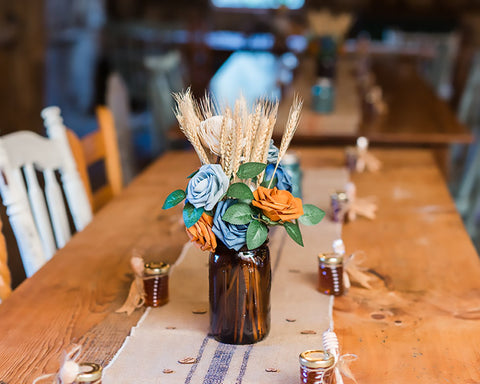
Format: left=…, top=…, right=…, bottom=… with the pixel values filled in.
left=0, top=148, right=479, bottom=383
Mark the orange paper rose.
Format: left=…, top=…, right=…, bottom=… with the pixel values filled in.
left=186, top=213, right=217, bottom=252
left=252, top=186, right=304, bottom=222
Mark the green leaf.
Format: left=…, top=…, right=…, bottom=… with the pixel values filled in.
left=260, top=176, right=277, bottom=188
left=162, top=189, right=186, bottom=209
left=246, top=220, right=268, bottom=250
left=298, top=204, right=325, bottom=226
left=284, top=221, right=304, bottom=246
left=222, top=203, right=254, bottom=225
left=260, top=214, right=280, bottom=226
left=237, top=162, right=267, bottom=179
left=187, top=170, right=199, bottom=179
left=183, top=202, right=204, bottom=228
left=226, top=182, right=254, bottom=200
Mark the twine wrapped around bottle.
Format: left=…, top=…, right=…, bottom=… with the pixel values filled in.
left=322, top=330, right=358, bottom=384
left=345, top=182, right=377, bottom=221
left=33, top=345, right=102, bottom=384
left=116, top=251, right=146, bottom=315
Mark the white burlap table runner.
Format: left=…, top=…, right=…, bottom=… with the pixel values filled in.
left=104, top=168, right=348, bottom=384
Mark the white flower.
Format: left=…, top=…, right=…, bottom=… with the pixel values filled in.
left=198, top=115, right=234, bottom=156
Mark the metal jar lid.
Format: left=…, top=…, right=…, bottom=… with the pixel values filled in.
left=76, top=362, right=102, bottom=382
left=144, top=261, right=170, bottom=276
left=318, top=252, right=344, bottom=266
left=299, top=350, right=335, bottom=369
left=330, top=191, right=348, bottom=202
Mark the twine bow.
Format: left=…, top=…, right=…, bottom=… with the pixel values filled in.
left=344, top=251, right=373, bottom=290
left=33, top=345, right=101, bottom=384
left=116, top=251, right=146, bottom=315
left=322, top=330, right=358, bottom=384
left=345, top=182, right=377, bottom=221
left=355, top=137, right=381, bottom=173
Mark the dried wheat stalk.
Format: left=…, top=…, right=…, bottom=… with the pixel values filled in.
left=173, top=90, right=211, bottom=164
left=220, top=108, right=235, bottom=177
left=268, top=96, right=303, bottom=187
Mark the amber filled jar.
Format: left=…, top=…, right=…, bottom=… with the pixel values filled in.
left=209, top=241, right=271, bottom=345
left=76, top=362, right=102, bottom=383
left=143, top=262, right=170, bottom=307
left=299, top=350, right=335, bottom=384
left=330, top=192, right=348, bottom=223
left=318, top=253, right=344, bottom=296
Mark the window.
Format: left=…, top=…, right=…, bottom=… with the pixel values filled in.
left=211, top=0, right=304, bottom=9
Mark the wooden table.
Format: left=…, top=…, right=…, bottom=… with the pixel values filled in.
left=1, top=148, right=480, bottom=383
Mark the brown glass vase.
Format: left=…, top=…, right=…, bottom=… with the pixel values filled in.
left=209, top=240, right=271, bottom=344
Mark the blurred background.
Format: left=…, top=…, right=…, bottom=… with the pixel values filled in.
left=2, top=0, right=480, bottom=284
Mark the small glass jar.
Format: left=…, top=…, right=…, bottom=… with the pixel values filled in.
left=345, top=146, right=357, bottom=172
left=318, top=253, right=344, bottom=296
left=281, top=151, right=303, bottom=198
left=299, top=350, right=335, bottom=384
left=76, top=363, right=102, bottom=383
left=143, top=262, right=170, bottom=307
left=312, top=78, right=335, bottom=114
left=330, top=191, right=348, bottom=223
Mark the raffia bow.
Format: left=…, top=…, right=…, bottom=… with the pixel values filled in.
left=33, top=345, right=101, bottom=384
left=355, top=137, right=381, bottom=173
left=116, top=250, right=146, bottom=315
left=323, top=330, right=358, bottom=384
left=345, top=182, right=377, bottom=221
left=343, top=251, right=373, bottom=290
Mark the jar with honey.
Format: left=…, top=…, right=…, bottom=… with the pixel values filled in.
left=143, top=262, right=170, bottom=307
left=299, top=350, right=335, bottom=384
left=318, top=253, right=344, bottom=296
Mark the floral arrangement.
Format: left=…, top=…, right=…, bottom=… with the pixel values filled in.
left=162, top=90, right=325, bottom=252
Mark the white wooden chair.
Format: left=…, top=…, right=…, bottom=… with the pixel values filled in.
left=0, top=106, right=92, bottom=277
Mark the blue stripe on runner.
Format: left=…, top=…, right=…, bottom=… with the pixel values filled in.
left=185, top=336, right=210, bottom=384
left=235, top=345, right=253, bottom=384
left=202, top=343, right=237, bottom=384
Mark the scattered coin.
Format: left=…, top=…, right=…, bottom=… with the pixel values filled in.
left=265, top=368, right=278, bottom=373
left=301, top=330, right=317, bottom=335
left=285, top=318, right=296, bottom=322
left=192, top=309, right=207, bottom=314
left=163, top=369, right=174, bottom=374
left=178, top=357, right=197, bottom=364
left=166, top=326, right=176, bottom=329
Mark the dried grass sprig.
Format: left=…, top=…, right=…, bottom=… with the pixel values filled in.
left=232, top=96, right=248, bottom=176
left=268, top=96, right=302, bottom=187
left=173, top=90, right=211, bottom=164
left=220, top=108, right=235, bottom=177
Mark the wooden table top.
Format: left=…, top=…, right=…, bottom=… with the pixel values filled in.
left=277, top=55, right=472, bottom=147
left=1, top=148, right=479, bottom=382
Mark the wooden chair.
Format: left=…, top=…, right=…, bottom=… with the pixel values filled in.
left=0, top=216, right=12, bottom=301
left=65, top=106, right=123, bottom=213
left=0, top=106, right=92, bottom=277
left=144, top=51, right=184, bottom=156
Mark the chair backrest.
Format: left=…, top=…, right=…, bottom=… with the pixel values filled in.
left=0, top=216, right=12, bottom=301
left=144, top=51, right=184, bottom=155
left=65, top=106, right=123, bottom=212
left=0, top=106, right=92, bottom=277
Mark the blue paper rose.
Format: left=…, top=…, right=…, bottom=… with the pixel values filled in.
left=264, top=163, right=293, bottom=192
left=212, top=200, right=247, bottom=251
left=186, top=164, right=229, bottom=211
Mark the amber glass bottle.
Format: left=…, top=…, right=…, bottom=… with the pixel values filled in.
left=299, top=350, right=335, bottom=384
left=143, top=262, right=170, bottom=307
left=209, top=241, right=271, bottom=345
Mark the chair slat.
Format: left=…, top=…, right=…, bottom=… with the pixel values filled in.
left=44, top=169, right=71, bottom=249
left=82, top=131, right=106, bottom=165
left=24, top=164, right=56, bottom=259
